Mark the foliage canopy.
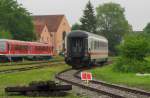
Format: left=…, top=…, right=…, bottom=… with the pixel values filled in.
left=80, top=1, right=97, bottom=33
left=96, top=2, right=132, bottom=55
left=71, top=23, right=81, bottom=30
left=0, top=0, right=36, bottom=41
left=144, top=22, right=150, bottom=34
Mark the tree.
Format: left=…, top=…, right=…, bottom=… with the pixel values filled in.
left=71, top=23, right=81, bottom=30
left=80, top=1, right=97, bottom=33
left=0, top=0, right=36, bottom=41
left=114, top=34, right=150, bottom=73
left=144, top=22, right=150, bottom=33
left=96, top=2, right=132, bottom=55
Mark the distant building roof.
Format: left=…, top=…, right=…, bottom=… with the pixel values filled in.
left=33, top=15, right=64, bottom=32
left=33, top=21, right=46, bottom=36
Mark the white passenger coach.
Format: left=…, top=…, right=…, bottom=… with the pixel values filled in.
left=65, top=30, right=108, bottom=68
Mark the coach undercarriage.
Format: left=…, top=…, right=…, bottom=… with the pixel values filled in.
left=65, top=56, right=107, bottom=68
left=0, top=55, right=52, bottom=62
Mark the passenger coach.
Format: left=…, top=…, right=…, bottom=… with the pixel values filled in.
left=0, top=39, right=53, bottom=62
left=65, top=30, right=108, bottom=68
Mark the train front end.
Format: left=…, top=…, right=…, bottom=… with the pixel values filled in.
left=65, top=31, right=89, bottom=68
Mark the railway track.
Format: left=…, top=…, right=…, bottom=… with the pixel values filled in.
left=0, top=61, right=64, bottom=74
left=56, top=68, right=150, bottom=98
left=0, top=59, right=63, bottom=66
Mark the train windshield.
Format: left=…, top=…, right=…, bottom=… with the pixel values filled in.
left=70, top=38, right=86, bottom=56
left=0, top=41, right=6, bottom=52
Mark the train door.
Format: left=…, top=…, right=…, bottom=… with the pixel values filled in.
left=0, top=41, right=7, bottom=54
left=70, top=37, right=86, bottom=57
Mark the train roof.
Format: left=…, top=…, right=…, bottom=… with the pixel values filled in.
left=0, top=39, right=50, bottom=46
left=67, top=30, right=107, bottom=41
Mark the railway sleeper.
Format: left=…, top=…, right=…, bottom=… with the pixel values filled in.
left=5, top=80, right=72, bottom=96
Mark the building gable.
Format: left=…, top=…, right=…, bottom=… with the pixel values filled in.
left=40, top=25, right=51, bottom=44
left=33, top=14, right=71, bottom=55
left=33, top=15, right=64, bottom=32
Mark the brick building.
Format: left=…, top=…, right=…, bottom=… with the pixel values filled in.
left=33, top=15, right=71, bottom=55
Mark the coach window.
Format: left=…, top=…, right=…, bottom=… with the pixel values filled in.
left=100, top=42, right=102, bottom=49
left=104, top=43, right=107, bottom=49
left=92, top=41, right=94, bottom=50
left=94, top=41, right=96, bottom=50
left=97, top=41, right=98, bottom=49
left=95, top=41, right=96, bottom=49
left=102, top=42, right=105, bottom=50
left=97, top=41, right=99, bottom=49
left=98, top=41, right=100, bottom=49
left=95, top=41, right=97, bottom=50
left=103, top=42, right=105, bottom=49
left=91, top=40, right=93, bottom=50
left=0, top=41, right=6, bottom=52
left=93, top=41, right=95, bottom=50
left=99, top=42, right=101, bottom=49
left=90, top=40, right=93, bottom=50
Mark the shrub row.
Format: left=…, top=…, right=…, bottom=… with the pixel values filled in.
left=114, top=33, right=150, bottom=73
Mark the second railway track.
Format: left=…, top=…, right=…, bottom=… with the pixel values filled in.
left=0, top=61, right=64, bottom=74
left=56, top=68, right=150, bottom=98
left=0, top=59, right=63, bottom=67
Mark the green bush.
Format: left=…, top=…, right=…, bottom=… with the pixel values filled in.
left=142, top=33, right=150, bottom=55
left=114, top=34, right=150, bottom=73
left=114, top=57, right=150, bottom=73
left=119, top=34, right=149, bottom=60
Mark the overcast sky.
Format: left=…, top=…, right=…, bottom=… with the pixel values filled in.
left=17, top=0, right=150, bottom=31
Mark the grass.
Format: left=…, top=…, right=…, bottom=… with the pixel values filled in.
left=0, top=63, right=41, bottom=71
left=0, top=64, right=87, bottom=98
left=145, top=56, right=150, bottom=62
left=0, top=61, right=55, bottom=71
left=0, top=56, right=64, bottom=71
left=109, top=56, right=119, bottom=61
left=90, top=64, right=150, bottom=91
left=53, top=55, right=64, bottom=60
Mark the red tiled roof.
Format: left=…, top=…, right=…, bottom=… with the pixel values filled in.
left=34, top=21, right=45, bottom=36
left=33, top=15, right=64, bottom=32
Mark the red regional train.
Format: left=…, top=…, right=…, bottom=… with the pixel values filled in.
left=0, top=39, right=53, bottom=62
